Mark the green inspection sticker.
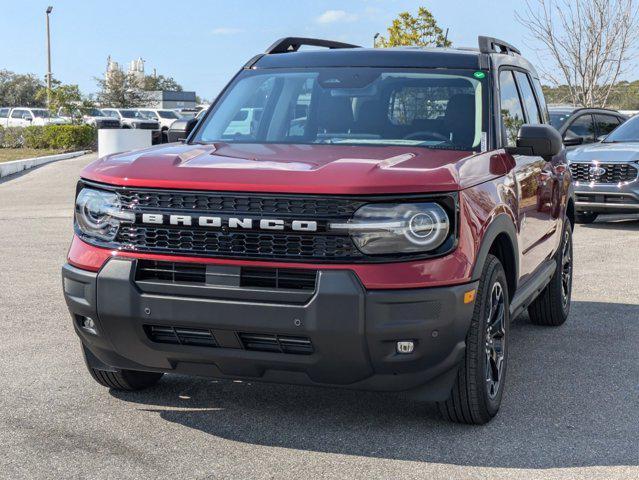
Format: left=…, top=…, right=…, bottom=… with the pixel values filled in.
left=473, top=71, right=486, bottom=79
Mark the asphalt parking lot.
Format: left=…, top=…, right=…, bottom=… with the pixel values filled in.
left=0, top=153, right=637, bottom=480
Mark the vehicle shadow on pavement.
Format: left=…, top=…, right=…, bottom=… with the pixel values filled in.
left=110, top=300, right=639, bottom=469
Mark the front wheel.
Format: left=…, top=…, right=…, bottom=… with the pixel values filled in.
left=437, top=254, right=509, bottom=425
left=528, top=221, right=573, bottom=326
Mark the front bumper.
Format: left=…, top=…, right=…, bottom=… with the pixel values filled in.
left=62, top=259, right=477, bottom=400
left=574, top=182, right=639, bottom=213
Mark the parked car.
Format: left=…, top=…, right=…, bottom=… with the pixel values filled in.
left=63, top=36, right=574, bottom=425
left=5, top=107, right=68, bottom=127
left=101, top=108, right=161, bottom=143
left=549, top=106, right=626, bottom=149
left=137, top=108, right=181, bottom=130
left=0, top=107, right=10, bottom=127
left=58, top=107, right=121, bottom=129
left=567, top=113, right=639, bottom=223
left=173, top=107, right=201, bottom=119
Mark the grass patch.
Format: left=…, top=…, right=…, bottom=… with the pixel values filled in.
left=0, top=148, right=65, bottom=163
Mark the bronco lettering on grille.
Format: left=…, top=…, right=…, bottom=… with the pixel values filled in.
left=140, top=213, right=318, bottom=232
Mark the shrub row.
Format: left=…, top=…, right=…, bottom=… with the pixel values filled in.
left=0, top=124, right=96, bottom=150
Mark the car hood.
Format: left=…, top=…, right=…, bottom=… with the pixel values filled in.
left=567, top=142, right=639, bottom=163
left=81, top=143, right=502, bottom=194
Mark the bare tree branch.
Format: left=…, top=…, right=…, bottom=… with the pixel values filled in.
left=516, top=0, right=639, bottom=107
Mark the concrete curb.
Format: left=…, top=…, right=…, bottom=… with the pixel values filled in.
left=0, top=150, right=90, bottom=179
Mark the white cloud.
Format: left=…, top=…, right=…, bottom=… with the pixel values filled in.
left=316, top=10, right=358, bottom=24
left=211, top=27, right=244, bottom=35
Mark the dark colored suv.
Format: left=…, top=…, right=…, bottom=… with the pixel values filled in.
left=549, top=106, right=626, bottom=149
left=62, top=36, right=574, bottom=424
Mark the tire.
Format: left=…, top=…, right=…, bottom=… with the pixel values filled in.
left=82, top=347, right=163, bottom=391
left=575, top=212, right=598, bottom=224
left=437, top=254, right=509, bottom=425
left=528, top=221, right=573, bottom=326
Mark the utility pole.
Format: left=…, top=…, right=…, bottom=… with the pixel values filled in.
left=46, top=6, right=53, bottom=109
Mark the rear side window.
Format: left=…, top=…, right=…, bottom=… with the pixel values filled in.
left=499, top=70, right=526, bottom=146
left=11, top=109, right=25, bottom=119
left=0, top=108, right=8, bottom=118
left=594, top=114, right=622, bottom=139
left=514, top=72, right=541, bottom=124
left=567, top=115, right=596, bottom=143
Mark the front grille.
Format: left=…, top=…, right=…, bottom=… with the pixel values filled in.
left=138, top=122, right=159, bottom=130
left=238, top=333, right=314, bottom=355
left=117, top=226, right=361, bottom=260
left=118, top=191, right=362, bottom=216
left=96, top=120, right=120, bottom=129
left=570, top=162, right=638, bottom=183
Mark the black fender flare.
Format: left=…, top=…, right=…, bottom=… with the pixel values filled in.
left=470, top=214, right=519, bottom=288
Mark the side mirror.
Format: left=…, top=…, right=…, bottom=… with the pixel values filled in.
left=563, top=131, right=584, bottom=146
left=508, top=124, right=563, bottom=159
left=167, top=117, right=198, bottom=143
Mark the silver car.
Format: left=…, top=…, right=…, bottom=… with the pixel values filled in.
left=567, top=114, right=639, bottom=223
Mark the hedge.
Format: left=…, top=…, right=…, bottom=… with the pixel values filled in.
left=0, top=124, right=95, bottom=150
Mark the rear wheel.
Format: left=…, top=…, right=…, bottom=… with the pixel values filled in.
left=82, top=346, right=163, bottom=391
left=437, top=255, right=509, bottom=425
left=528, top=221, right=573, bottom=326
left=575, top=211, right=598, bottom=224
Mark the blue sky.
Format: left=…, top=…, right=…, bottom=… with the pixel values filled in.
left=1, top=0, right=560, bottom=100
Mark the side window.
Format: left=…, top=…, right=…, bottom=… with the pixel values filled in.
left=499, top=70, right=526, bottom=146
left=514, top=72, right=541, bottom=124
left=594, top=114, right=621, bottom=139
left=531, top=77, right=550, bottom=123
left=11, top=109, right=24, bottom=119
left=0, top=108, right=8, bottom=118
left=566, top=115, right=596, bottom=143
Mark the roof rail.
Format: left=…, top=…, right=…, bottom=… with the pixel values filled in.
left=478, top=36, right=521, bottom=56
left=265, top=37, right=361, bottom=54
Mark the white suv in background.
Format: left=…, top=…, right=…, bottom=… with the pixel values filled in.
left=6, top=107, right=69, bottom=127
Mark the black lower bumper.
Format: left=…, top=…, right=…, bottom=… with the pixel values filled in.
left=62, top=259, right=477, bottom=400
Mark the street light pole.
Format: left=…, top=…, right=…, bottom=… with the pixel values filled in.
left=373, top=33, right=380, bottom=48
left=45, top=6, right=53, bottom=109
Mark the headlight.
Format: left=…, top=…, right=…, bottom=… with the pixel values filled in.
left=330, top=202, right=450, bottom=255
left=75, top=188, right=134, bottom=241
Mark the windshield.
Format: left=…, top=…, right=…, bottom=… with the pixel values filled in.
left=603, top=115, right=639, bottom=143
left=32, top=109, right=52, bottom=118
left=120, top=110, right=140, bottom=119
left=159, top=110, right=179, bottom=119
left=549, top=111, right=572, bottom=129
left=193, top=68, right=486, bottom=151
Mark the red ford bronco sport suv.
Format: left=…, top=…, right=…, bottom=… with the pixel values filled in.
left=62, top=37, right=574, bottom=424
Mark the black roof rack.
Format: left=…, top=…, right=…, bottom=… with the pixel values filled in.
left=265, top=37, right=361, bottom=54
left=478, top=36, right=521, bottom=56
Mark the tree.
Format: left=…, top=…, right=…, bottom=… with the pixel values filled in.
left=0, top=70, right=45, bottom=107
left=142, top=74, right=183, bottom=92
left=35, top=80, right=82, bottom=113
left=377, top=7, right=451, bottom=48
left=517, top=0, right=639, bottom=107
left=96, top=70, right=149, bottom=108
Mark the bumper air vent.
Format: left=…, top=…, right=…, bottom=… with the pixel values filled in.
left=145, top=325, right=218, bottom=347
left=136, top=260, right=206, bottom=283
left=240, top=267, right=317, bottom=290
left=238, top=333, right=314, bottom=355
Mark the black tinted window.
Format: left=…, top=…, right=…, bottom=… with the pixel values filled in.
left=515, top=72, right=541, bottom=124
left=594, top=114, right=621, bottom=138
left=499, top=70, right=525, bottom=146
left=567, top=115, right=595, bottom=143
